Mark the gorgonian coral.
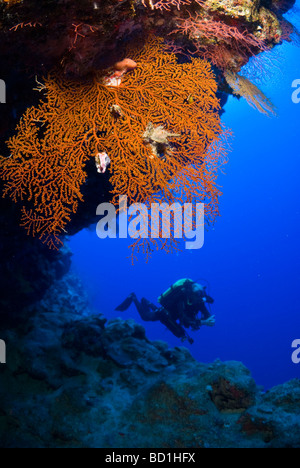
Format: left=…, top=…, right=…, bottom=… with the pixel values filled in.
left=224, top=71, right=276, bottom=117
left=0, top=37, right=229, bottom=249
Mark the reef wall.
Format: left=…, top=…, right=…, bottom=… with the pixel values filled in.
left=0, top=272, right=299, bottom=448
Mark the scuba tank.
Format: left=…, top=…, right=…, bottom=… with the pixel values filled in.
left=158, top=278, right=195, bottom=310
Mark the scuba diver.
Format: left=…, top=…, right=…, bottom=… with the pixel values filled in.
left=115, top=278, right=215, bottom=344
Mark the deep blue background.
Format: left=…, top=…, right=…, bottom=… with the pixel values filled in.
left=70, top=10, right=300, bottom=390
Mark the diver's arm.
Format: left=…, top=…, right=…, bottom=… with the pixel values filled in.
left=201, top=315, right=216, bottom=327
left=199, top=302, right=211, bottom=320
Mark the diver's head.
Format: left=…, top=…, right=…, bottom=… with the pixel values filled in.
left=194, top=284, right=214, bottom=304
left=190, top=281, right=214, bottom=305
left=203, top=294, right=214, bottom=304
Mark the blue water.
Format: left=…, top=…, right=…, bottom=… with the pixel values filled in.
left=70, top=19, right=300, bottom=390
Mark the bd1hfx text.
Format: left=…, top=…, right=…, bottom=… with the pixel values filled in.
left=105, top=453, right=196, bottom=464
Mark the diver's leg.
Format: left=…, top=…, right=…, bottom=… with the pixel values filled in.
left=115, top=293, right=137, bottom=312
left=116, top=294, right=159, bottom=321
left=132, top=297, right=160, bottom=322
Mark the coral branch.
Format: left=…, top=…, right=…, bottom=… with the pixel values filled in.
left=171, top=11, right=269, bottom=70
left=9, top=22, right=42, bottom=32
left=142, top=0, right=192, bottom=10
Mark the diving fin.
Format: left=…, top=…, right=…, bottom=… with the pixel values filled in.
left=115, top=293, right=136, bottom=312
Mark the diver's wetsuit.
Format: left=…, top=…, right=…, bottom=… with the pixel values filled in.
left=116, top=279, right=214, bottom=344
left=130, top=296, right=162, bottom=322
left=129, top=294, right=189, bottom=341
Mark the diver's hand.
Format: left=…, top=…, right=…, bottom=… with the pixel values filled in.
left=201, top=316, right=216, bottom=327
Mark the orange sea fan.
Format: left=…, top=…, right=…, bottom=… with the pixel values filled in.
left=0, top=37, right=229, bottom=250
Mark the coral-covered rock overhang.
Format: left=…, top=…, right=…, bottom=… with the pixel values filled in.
left=0, top=0, right=297, bottom=318
left=0, top=0, right=297, bottom=154
left=0, top=0, right=296, bottom=77
left=0, top=0, right=297, bottom=240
